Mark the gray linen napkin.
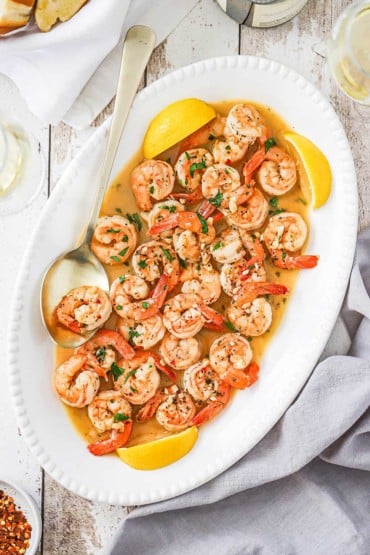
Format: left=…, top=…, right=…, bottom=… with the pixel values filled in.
left=109, top=228, right=370, bottom=555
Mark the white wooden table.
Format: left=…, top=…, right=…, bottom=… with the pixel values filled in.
left=1, top=1, right=368, bottom=552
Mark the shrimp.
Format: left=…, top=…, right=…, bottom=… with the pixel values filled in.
left=162, top=293, right=224, bottom=339
left=208, top=333, right=257, bottom=389
left=159, top=333, right=202, bottom=370
left=212, top=135, right=250, bottom=164
left=222, top=188, right=269, bottom=231
left=132, top=240, right=180, bottom=291
left=87, top=391, right=132, bottom=456
left=183, top=360, right=231, bottom=425
left=54, top=354, right=100, bottom=408
left=109, top=274, right=149, bottom=316
left=175, top=148, right=214, bottom=191
left=180, top=260, right=221, bottom=304
left=137, top=385, right=196, bottom=432
left=146, top=200, right=184, bottom=243
left=256, top=146, right=297, bottom=196
left=149, top=211, right=216, bottom=263
left=113, top=351, right=176, bottom=406
left=56, top=286, right=112, bottom=335
left=91, top=215, right=137, bottom=266
left=76, top=329, right=135, bottom=378
left=227, top=282, right=288, bottom=337
left=210, top=227, right=246, bottom=264
left=226, top=104, right=267, bottom=142
left=115, top=274, right=170, bottom=322
left=220, top=258, right=266, bottom=297
left=227, top=298, right=272, bottom=337
left=131, top=160, right=175, bottom=211
left=117, top=314, right=165, bottom=350
left=201, top=164, right=249, bottom=210
left=180, top=115, right=226, bottom=150
left=262, top=212, right=319, bottom=269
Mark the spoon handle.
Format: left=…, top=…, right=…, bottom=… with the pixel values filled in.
left=84, top=25, right=156, bottom=244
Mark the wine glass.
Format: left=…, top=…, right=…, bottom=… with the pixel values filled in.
left=0, top=121, right=45, bottom=216
left=328, top=0, right=370, bottom=105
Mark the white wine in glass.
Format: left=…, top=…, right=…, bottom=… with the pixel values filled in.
left=328, top=0, right=370, bottom=105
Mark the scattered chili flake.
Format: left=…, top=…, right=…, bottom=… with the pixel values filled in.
left=0, top=489, right=32, bottom=554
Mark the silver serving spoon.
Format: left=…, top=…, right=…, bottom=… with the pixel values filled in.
left=40, top=26, right=156, bottom=349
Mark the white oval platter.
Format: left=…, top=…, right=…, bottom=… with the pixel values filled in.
left=7, top=56, right=357, bottom=506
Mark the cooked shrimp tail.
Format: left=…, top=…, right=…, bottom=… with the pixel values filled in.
left=191, top=380, right=231, bottom=426
left=149, top=211, right=206, bottom=236
left=199, top=303, right=225, bottom=330
left=170, top=186, right=204, bottom=205
left=221, top=361, right=259, bottom=390
left=198, top=199, right=216, bottom=218
left=271, top=250, right=319, bottom=269
left=87, top=422, right=132, bottom=456
left=236, top=281, right=288, bottom=305
left=243, top=148, right=265, bottom=183
left=131, top=274, right=169, bottom=320
left=136, top=390, right=166, bottom=422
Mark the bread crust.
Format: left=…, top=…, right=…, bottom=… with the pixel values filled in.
left=35, top=0, right=88, bottom=32
left=0, top=0, right=35, bottom=34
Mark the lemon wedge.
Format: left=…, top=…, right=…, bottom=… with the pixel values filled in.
left=117, top=426, right=198, bottom=470
left=143, top=98, right=216, bottom=159
left=282, top=131, right=332, bottom=209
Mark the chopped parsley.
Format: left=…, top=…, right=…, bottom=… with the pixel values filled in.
left=113, top=413, right=129, bottom=423
left=161, top=246, right=174, bottom=261
left=212, top=240, right=224, bottom=251
left=130, top=386, right=138, bottom=394
left=209, top=191, right=223, bottom=207
left=111, top=362, right=124, bottom=381
left=296, top=197, right=308, bottom=206
left=269, top=196, right=279, bottom=208
left=128, top=327, right=140, bottom=341
left=142, top=301, right=150, bottom=309
left=149, top=185, right=155, bottom=194
left=269, top=208, right=286, bottom=216
left=107, top=228, right=120, bottom=233
left=110, top=255, right=121, bottom=263
left=225, top=145, right=231, bottom=151
left=265, top=137, right=277, bottom=153
left=282, top=251, right=287, bottom=261
left=118, top=247, right=129, bottom=257
left=179, top=258, right=187, bottom=269
left=184, top=151, right=190, bottom=160
left=126, top=212, right=142, bottom=231
left=189, top=158, right=207, bottom=177
left=121, top=234, right=128, bottom=242
left=160, top=204, right=176, bottom=213
left=119, top=275, right=126, bottom=283
left=138, top=260, right=147, bottom=269
left=95, top=346, right=106, bottom=364
left=115, top=207, right=123, bottom=214
left=116, top=305, right=123, bottom=311
left=196, top=213, right=208, bottom=234
left=225, top=320, right=237, bottom=332
left=208, top=134, right=215, bottom=140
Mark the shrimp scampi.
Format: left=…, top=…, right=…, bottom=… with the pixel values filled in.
left=87, top=391, right=132, bottom=456
left=159, top=333, right=202, bottom=370
left=91, top=215, right=137, bottom=266
left=131, top=160, right=175, bottom=211
left=209, top=334, right=258, bottom=389
left=137, top=385, right=196, bottom=432
left=56, top=286, right=112, bottom=335
left=54, top=354, right=100, bottom=408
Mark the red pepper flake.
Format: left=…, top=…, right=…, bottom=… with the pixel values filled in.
left=0, top=490, right=32, bottom=554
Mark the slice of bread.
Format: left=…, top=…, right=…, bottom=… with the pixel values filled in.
left=0, top=0, right=35, bottom=34
left=35, top=0, right=88, bottom=32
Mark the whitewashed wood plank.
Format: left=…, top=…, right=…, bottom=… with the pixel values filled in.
left=146, top=0, right=239, bottom=83
left=0, top=73, right=49, bottom=555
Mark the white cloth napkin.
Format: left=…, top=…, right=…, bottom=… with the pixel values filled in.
left=0, top=0, right=198, bottom=127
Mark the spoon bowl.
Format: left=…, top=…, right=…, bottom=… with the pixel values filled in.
left=39, top=25, right=156, bottom=349
left=40, top=242, right=109, bottom=348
